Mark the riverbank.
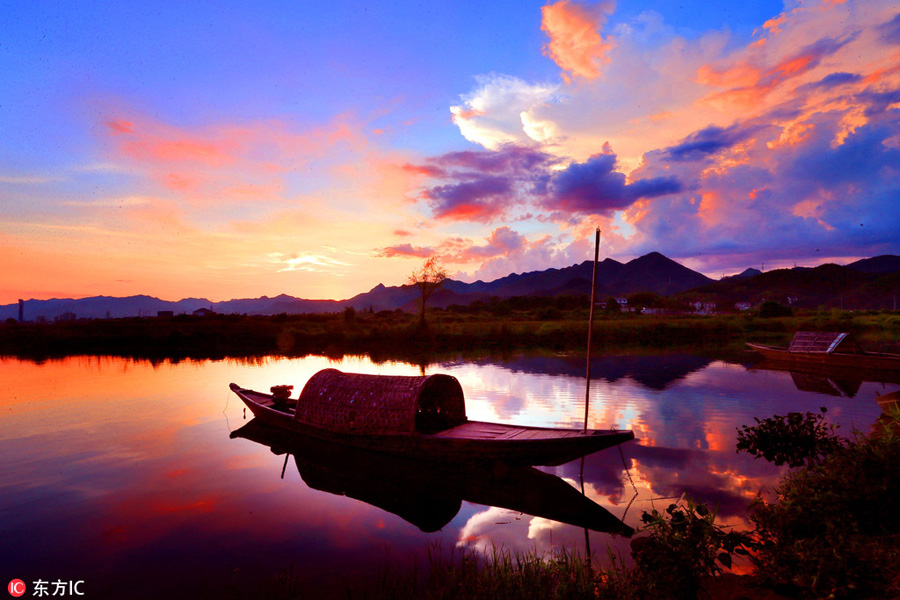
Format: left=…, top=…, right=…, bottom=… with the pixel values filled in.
left=2, top=306, right=898, bottom=362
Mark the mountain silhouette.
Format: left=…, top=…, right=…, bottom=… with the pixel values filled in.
left=4, top=252, right=898, bottom=321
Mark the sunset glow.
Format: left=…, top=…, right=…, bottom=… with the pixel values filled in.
left=2, top=0, right=898, bottom=304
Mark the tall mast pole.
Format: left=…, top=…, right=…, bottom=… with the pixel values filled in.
left=584, top=228, right=601, bottom=431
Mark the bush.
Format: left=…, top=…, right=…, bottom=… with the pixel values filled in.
left=758, top=301, right=793, bottom=318
left=628, top=497, right=757, bottom=599
left=535, top=306, right=562, bottom=320
left=749, top=423, right=900, bottom=598
left=736, top=407, right=844, bottom=467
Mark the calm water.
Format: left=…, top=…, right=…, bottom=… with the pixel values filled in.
left=1, top=353, right=895, bottom=598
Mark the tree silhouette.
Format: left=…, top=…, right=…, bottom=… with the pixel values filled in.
left=408, top=256, right=447, bottom=327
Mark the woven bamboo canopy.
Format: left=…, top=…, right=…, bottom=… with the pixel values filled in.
left=296, top=369, right=467, bottom=435
left=788, top=332, right=862, bottom=354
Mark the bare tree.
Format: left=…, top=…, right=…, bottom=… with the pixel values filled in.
left=408, top=256, right=447, bottom=327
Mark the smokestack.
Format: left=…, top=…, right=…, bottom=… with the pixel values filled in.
left=18, top=299, right=24, bottom=322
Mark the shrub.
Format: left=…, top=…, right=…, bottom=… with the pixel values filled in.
left=758, top=301, right=793, bottom=318
left=535, top=306, right=562, bottom=320
left=749, top=422, right=900, bottom=598
left=628, top=497, right=757, bottom=600
left=736, top=407, right=844, bottom=467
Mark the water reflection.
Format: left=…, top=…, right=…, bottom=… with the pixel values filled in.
left=1, top=353, right=896, bottom=597
left=752, top=358, right=900, bottom=389
left=230, top=419, right=633, bottom=536
left=490, top=354, right=714, bottom=390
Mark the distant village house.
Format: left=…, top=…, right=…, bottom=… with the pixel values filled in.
left=693, top=301, right=717, bottom=315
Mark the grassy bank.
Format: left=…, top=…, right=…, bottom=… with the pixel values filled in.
left=2, top=304, right=899, bottom=362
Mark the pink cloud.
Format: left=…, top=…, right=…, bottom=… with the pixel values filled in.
left=105, top=119, right=134, bottom=135
left=698, top=34, right=855, bottom=110
left=101, top=111, right=370, bottom=201
left=541, top=0, right=615, bottom=82
left=374, top=243, right=434, bottom=259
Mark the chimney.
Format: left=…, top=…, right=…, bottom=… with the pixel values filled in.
left=18, top=299, right=24, bottom=322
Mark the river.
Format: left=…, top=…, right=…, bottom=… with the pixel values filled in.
left=0, top=353, right=894, bottom=598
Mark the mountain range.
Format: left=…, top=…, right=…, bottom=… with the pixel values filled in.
left=3, top=252, right=899, bottom=321
left=685, top=255, right=900, bottom=310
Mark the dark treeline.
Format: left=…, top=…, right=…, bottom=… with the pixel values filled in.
left=2, top=293, right=899, bottom=362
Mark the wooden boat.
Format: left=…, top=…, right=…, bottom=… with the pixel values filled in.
left=229, top=368, right=634, bottom=467
left=230, top=419, right=633, bottom=536
left=747, top=332, right=900, bottom=372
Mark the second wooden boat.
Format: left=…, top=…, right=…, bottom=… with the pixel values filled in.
left=230, top=368, right=634, bottom=467
left=747, top=331, right=900, bottom=372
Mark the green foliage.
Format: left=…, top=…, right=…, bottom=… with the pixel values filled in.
left=758, top=300, right=793, bottom=318
left=535, top=305, right=562, bottom=320
left=628, top=497, right=757, bottom=600
left=749, top=419, right=900, bottom=598
left=604, top=296, right=621, bottom=314
left=626, top=291, right=665, bottom=309
left=5, top=307, right=899, bottom=362
left=736, top=407, right=844, bottom=467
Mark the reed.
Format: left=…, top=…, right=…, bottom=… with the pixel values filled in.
left=346, top=543, right=606, bottom=600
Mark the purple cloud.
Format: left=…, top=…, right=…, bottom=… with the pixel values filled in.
left=410, top=144, right=558, bottom=222
left=433, top=145, right=555, bottom=173
left=664, top=125, right=749, bottom=162
left=543, top=153, right=682, bottom=214
left=878, top=12, right=900, bottom=45
left=374, top=243, right=434, bottom=258
left=426, top=175, right=514, bottom=221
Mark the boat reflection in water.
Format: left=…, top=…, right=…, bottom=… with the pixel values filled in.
left=230, top=419, right=633, bottom=537
left=752, top=359, right=900, bottom=397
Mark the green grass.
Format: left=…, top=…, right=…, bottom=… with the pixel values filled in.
left=2, top=305, right=898, bottom=361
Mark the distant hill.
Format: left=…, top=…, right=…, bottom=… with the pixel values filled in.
left=0, top=295, right=213, bottom=321
left=434, top=251, right=712, bottom=306
left=846, top=255, right=900, bottom=275
left=724, top=268, right=762, bottom=280
left=683, top=259, right=900, bottom=310
left=3, top=252, right=898, bottom=321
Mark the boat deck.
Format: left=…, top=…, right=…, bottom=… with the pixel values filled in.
left=432, top=421, right=597, bottom=440
left=237, top=387, right=614, bottom=440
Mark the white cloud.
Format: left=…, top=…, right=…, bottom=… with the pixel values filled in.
left=450, top=75, right=560, bottom=150
left=271, top=252, right=351, bottom=273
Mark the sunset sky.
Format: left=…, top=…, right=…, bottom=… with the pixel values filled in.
left=2, top=0, right=898, bottom=304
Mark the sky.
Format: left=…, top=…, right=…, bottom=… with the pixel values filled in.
left=1, top=0, right=899, bottom=304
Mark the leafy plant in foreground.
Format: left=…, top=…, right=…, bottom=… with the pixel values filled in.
left=629, top=497, right=757, bottom=600
left=736, top=406, right=844, bottom=467
left=749, top=421, right=900, bottom=599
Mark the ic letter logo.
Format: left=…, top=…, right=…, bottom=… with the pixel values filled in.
left=7, top=580, right=26, bottom=598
